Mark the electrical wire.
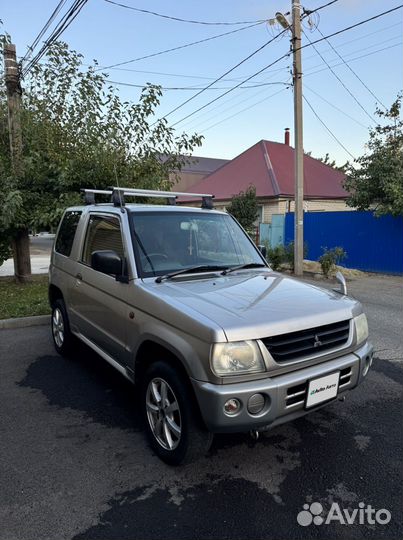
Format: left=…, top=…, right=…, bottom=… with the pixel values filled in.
left=304, top=84, right=369, bottom=128
left=107, top=80, right=290, bottom=91
left=183, top=39, right=398, bottom=133
left=152, top=28, right=289, bottom=124
left=167, top=4, right=403, bottom=129
left=304, top=42, right=402, bottom=77
left=200, top=88, right=289, bottom=133
left=315, top=27, right=388, bottom=109
left=305, top=0, right=340, bottom=15
left=103, top=0, right=266, bottom=25
left=302, top=28, right=376, bottom=123
left=22, top=0, right=89, bottom=76
left=304, top=82, right=368, bottom=129
left=303, top=94, right=356, bottom=160
left=96, top=22, right=264, bottom=71
left=20, top=0, right=69, bottom=66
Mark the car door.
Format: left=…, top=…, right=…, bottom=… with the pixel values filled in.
left=69, top=211, right=131, bottom=364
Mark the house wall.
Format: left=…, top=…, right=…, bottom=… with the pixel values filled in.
left=178, top=197, right=352, bottom=222
left=262, top=198, right=352, bottom=223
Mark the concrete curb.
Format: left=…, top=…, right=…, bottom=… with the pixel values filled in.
left=0, top=314, right=50, bottom=330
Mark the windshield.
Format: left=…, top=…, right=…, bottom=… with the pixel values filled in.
left=130, top=211, right=265, bottom=278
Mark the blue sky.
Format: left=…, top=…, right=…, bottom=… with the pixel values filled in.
left=2, top=0, right=402, bottom=164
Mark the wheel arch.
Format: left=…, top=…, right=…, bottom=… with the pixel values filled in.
left=48, top=284, right=64, bottom=308
left=134, top=339, right=207, bottom=427
left=134, top=339, right=190, bottom=387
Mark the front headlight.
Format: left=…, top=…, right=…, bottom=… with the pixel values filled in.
left=210, top=341, right=265, bottom=376
left=354, top=313, right=368, bottom=344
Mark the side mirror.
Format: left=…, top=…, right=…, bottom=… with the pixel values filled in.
left=258, top=244, right=267, bottom=258
left=334, top=271, right=347, bottom=295
left=91, top=250, right=127, bottom=282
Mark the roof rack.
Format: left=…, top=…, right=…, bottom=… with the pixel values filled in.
left=80, top=187, right=214, bottom=209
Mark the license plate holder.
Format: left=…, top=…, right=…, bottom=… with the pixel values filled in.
left=305, top=371, right=340, bottom=409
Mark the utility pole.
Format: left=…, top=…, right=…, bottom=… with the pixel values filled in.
left=292, top=0, right=304, bottom=276
left=3, top=43, right=31, bottom=282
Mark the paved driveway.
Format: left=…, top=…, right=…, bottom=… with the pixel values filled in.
left=0, top=275, right=402, bottom=540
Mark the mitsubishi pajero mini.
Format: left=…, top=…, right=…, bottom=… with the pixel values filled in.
left=49, top=187, right=373, bottom=464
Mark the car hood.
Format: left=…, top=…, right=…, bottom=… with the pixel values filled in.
left=148, top=270, right=361, bottom=341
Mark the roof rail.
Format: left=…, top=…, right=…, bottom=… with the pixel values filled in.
left=80, top=187, right=214, bottom=209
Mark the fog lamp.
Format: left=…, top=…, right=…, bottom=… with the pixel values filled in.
left=224, top=398, right=241, bottom=416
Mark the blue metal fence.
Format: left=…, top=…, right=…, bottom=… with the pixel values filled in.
left=284, top=211, right=403, bottom=274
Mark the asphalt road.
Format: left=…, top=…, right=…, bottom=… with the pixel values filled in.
left=0, top=275, right=402, bottom=540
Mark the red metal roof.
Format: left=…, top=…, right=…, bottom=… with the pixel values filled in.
left=182, top=140, right=348, bottom=201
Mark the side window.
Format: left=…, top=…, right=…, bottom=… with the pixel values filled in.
left=82, top=215, right=124, bottom=267
left=55, top=211, right=82, bottom=257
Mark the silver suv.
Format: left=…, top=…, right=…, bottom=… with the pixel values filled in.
left=49, top=187, right=373, bottom=464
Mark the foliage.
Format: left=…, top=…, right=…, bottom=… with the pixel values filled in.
left=266, top=244, right=285, bottom=271
left=305, top=151, right=349, bottom=172
left=227, top=185, right=259, bottom=232
left=0, top=275, right=49, bottom=318
left=283, top=241, right=308, bottom=272
left=318, top=246, right=347, bottom=278
left=344, top=95, right=403, bottom=216
left=266, top=241, right=308, bottom=272
left=0, top=41, right=203, bottom=259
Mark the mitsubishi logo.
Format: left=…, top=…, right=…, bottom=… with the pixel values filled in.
left=313, top=334, right=322, bottom=348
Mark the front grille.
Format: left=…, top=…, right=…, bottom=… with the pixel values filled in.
left=262, top=320, right=350, bottom=363
left=284, top=366, right=352, bottom=409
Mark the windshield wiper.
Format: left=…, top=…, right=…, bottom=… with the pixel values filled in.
left=221, top=262, right=267, bottom=276
left=155, top=265, right=226, bottom=283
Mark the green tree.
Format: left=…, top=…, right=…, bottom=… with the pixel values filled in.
left=344, top=95, right=403, bottom=216
left=306, top=151, right=349, bottom=172
left=0, top=41, right=203, bottom=280
left=227, top=185, right=259, bottom=232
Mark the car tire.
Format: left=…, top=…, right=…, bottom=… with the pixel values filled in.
left=142, top=361, right=213, bottom=465
left=51, top=298, right=76, bottom=356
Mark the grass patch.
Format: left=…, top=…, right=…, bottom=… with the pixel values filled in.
left=0, top=275, right=50, bottom=319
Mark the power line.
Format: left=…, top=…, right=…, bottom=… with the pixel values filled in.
left=301, top=28, right=376, bottom=124
left=315, top=26, right=388, bottom=109
left=168, top=5, right=403, bottom=129
left=183, top=38, right=397, bottom=134
left=170, top=53, right=291, bottom=127
left=101, top=22, right=401, bottom=86
left=200, top=88, right=289, bottom=133
left=304, top=84, right=368, bottom=128
left=305, top=0, right=340, bottom=15
left=20, top=0, right=69, bottom=66
left=303, top=94, right=356, bottom=160
left=22, top=0, right=89, bottom=76
left=107, top=80, right=290, bottom=91
left=153, top=28, right=289, bottom=124
left=96, top=22, right=264, bottom=71
left=103, top=0, right=266, bottom=25
left=179, top=67, right=292, bottom=131
left=304, top=42, right=402, bottom=77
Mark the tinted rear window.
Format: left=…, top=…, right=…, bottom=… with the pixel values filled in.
left=55, top=211, right=82, bottom=256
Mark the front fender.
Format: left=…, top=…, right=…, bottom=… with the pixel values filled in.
left=131, top=321, right=213, bottom=382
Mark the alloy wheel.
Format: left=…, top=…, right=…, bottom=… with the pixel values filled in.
left=146, top=377, right=182, bottom=450
left=52, top=307, right=65, bottom=348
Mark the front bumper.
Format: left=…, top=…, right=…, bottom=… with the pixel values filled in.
left=191, top=341, right=373, bottom=433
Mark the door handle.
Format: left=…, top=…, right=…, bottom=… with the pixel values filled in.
left=76, top=273, right=82, bottom=281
